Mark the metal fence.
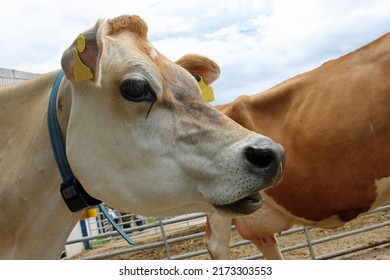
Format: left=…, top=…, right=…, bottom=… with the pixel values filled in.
left=68, top=204, right=390, bottom=260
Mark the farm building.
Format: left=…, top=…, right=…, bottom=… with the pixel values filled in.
left=0, top=67, right=38, bottom=85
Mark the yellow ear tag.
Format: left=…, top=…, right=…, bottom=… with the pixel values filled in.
left=76, top=35, right=86, bottom=53
left=198, top=76, right=215, bottom=103
left=73, top=35, right=93, bottom=82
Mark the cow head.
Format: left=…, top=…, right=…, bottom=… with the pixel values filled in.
left=60, top=15, right=285, bottom=217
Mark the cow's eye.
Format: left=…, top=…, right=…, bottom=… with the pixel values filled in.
left=120, top=79, right=156, bottom=102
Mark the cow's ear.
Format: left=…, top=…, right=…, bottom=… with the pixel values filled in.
left=176, top=54, right=220, bottom=85
left=61, top=19, right=104, bottom=83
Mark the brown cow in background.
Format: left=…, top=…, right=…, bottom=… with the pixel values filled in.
left=178, top=32, right=390, bottom=259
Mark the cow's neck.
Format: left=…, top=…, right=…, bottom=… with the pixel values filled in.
left=217, top=79, right=303, bottom=138
left=0, top=72, right=81, bottom=259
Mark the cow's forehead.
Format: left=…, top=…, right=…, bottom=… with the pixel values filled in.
left=102, top=16, right=200, bottom=100
left=109, top=15, right=160, bottom=60
left=107, top=15, right=148, bottom=39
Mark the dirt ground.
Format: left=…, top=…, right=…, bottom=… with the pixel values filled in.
left=74, top=208, right=390, bottom=260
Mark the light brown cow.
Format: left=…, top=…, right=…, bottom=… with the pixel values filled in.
left=0, top=15, right=285, bottom=259
left=179, top=33, right=390, bottom=259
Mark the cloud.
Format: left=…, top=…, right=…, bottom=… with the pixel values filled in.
left=209, top=0, right=390, bottom=104
left=1, top=0, right=389, bottom=105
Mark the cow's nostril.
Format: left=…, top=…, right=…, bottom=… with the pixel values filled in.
left=244, top=146, right=275, bottom=169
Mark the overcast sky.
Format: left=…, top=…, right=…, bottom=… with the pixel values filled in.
left=0, top=0, right=389, bottom=105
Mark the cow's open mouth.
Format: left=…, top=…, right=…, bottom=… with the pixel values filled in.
left=213, top=192, right=263, bottom=215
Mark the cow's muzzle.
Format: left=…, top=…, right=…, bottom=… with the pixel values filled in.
left=244, top=142, right=285, bottom=183
left=213, top=138, right=285, bottom=216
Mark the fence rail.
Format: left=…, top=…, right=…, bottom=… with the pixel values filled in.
left=68, top=204, right=390, bottom=260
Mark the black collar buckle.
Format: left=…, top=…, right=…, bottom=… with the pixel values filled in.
left=60, top=178, right=101, bottom=213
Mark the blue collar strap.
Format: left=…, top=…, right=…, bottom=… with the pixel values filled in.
left=48, top=70, right=136, bottom=245
left=48, top=70, right=102, bottom=212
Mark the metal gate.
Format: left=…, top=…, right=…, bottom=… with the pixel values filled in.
left=67, top=204, right=390, bottom=260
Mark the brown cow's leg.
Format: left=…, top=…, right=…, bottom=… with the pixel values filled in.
left=252, top=235, right=283, bottom=260
left=204, top=213, right=232, bottom=259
